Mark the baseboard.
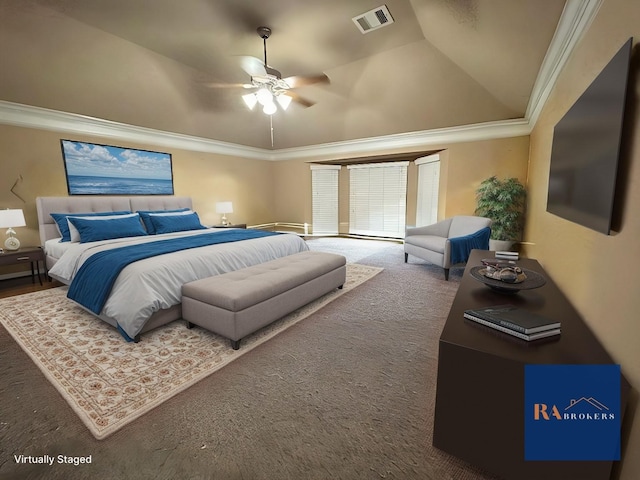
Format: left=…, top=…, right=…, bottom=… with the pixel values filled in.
left=306, top=234, right=402, bottom=244
left=339, top=234, right=403, bottom=244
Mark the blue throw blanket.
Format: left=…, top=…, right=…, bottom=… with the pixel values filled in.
left=67, top=229, right=280, bottom=319
left=449, top=227, right=491, bottom=265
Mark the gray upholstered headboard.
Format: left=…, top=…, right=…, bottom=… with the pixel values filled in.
left=36, top=196, right=193, bottom=244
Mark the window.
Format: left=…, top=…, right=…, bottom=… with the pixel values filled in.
left=311, top=165, right=340, bottom=235
left=348, top=162, right=408, bottom=238
left=415, top=154, right=440, bottom=226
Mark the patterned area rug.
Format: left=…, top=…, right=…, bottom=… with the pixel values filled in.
left=0, top=263, right=382, bottom=440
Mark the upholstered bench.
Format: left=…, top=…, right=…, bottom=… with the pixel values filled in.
left=181, top=251, right=347, bottom=349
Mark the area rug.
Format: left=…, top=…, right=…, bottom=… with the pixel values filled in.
left=0, top=263, right=382, bottom=440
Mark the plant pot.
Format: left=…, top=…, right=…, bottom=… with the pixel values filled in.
left=489, top=239, right=515, bottom=252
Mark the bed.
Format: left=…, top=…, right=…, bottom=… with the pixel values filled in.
left=36, top=196, right=309, bottom=341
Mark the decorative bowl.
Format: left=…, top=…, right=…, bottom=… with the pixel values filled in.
left=469, top=266, right=546, bottom=294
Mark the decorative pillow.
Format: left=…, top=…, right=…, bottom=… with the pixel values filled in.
left=149, top=211, right=207, bottom=234
left=67, top=213, right=140, bottom=242
left=51, top=211, right=132, bottom=242
left=68, top=214, right=148, bottom=243
left=137, top=208, right=191, bottom=234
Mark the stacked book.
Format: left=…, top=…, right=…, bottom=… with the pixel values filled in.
left=495, top=251, right=519, bottom=260
left=463, top=305, right=561, bottom=341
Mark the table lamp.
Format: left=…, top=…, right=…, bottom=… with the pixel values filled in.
left=215, top=202, right=233, bottom=226
left=0, top=208, right=26, bottom=251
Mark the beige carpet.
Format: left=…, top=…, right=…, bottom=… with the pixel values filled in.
left=0, top=263, right=382, bottom=440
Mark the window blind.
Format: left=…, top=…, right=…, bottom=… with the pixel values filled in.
left=416, top=154, right=440, bottom=227
left=311, top=165, right=340, bottom=235
left=348, top=162, right=408, bottom=238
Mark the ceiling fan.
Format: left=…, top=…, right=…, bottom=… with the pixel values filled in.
left=209, top=26, right=329, bottom=115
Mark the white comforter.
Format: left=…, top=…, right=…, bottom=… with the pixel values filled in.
left=48, top=228, right=309, bottom=338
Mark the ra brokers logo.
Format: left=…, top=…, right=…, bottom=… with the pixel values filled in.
left=534, top=396, right=615, bottom=421
left=525, top=364, right=621, bottom=461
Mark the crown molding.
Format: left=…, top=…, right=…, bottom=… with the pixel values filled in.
left=0, top=100, right=532, bottom=161
left=525, top=0, right=603, bottom=128
left=0, top=101, right=269, bottom=160
left=271, top=119, right=532, bottom=161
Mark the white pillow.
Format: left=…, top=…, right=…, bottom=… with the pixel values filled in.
left=148, top=210, right=194, bottom=217
left=67, top=213, right=139, bottom=242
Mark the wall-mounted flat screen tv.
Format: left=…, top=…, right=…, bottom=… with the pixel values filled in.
left=546, top=38, right=632, bottom=235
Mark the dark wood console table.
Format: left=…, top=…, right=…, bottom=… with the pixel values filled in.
left=433, top=250, right=630, bottom=480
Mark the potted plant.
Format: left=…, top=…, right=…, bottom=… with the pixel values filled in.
left=474, top=176, right=526, bottom=251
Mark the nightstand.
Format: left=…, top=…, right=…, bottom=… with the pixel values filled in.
left=212, top=224, right=247, bottom=229
left=0, top=246, right=45, bottom=285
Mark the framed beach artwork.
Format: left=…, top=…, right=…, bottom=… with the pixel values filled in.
left=60, top=140, right=174, bottom=195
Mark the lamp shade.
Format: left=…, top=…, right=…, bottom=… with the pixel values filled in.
left=0, top=209, right=26, bottom=228
left=276, top=94, right=292, bottom=111
left=215, top=202, right=233, bottom=214
left=242, top=93, right=258, bottom=110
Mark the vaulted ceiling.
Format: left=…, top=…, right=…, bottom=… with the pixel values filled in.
left=0, top=0, right=566, bottom=150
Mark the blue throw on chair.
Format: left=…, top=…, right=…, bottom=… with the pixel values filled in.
left=449, top=227, right=491, bottom=265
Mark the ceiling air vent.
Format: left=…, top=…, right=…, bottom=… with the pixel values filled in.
left=352, top=5, right=394, bottom=34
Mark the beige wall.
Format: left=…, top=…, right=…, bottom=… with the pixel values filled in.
left=0, top=124, right=274, bottom=250
left=1, top=118, right=528, bottom=250
left=440, top=137, right=529, bottom=218
left=271, top=136, right=530, bottom=233
left=524, top=1, right=640, bottom=478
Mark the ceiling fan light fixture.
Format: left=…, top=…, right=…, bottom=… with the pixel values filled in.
left=256, top=88, right=273, bottom=106
left=276, top=94, right=292, bottom=111
left=208, top=25, right=327, bottom=119
left=263, top=101, right=277, bottom=115
left=242, top=93, right=258, bottom=110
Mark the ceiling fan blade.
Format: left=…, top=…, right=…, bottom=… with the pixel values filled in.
left=283, top=74, right=330, bottom=89
left=287, top=91, right=316, bottom=108
left=239, top=56, right=267, bottom=77
left=203, top=82, right=255, bottom=89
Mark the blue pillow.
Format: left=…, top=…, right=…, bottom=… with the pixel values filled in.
left=51, top=210, right=131, bottom=242
left=137, top=208, right=191, bottom=234
left=68, top=214, right=148, bottom=243
left=67, top=213, right=140, bottom=242
left=149, top=212, right=207, bottom=234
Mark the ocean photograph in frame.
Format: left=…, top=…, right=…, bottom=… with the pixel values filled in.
left=61, top=140, right=174, bottom=195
